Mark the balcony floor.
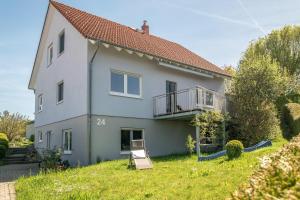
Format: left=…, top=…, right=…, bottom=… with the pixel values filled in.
left=154, top=109, right=202, bottom=120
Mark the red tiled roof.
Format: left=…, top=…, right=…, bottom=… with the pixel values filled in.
left=50, top=1, right=230, bottom=77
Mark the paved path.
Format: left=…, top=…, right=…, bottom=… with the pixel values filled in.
left=0, top=163, right=39, bottom=200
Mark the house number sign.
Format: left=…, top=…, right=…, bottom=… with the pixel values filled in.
left=97, top=118, right=106, bottom=126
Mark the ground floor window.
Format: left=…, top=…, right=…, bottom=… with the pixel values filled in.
left=63, top=129, right=72, bottom=154
left=121, top=129, right=143, bottom=151
left=46, top=131, right=52, bottom=149
left=38, top=131, right=43, bottom=142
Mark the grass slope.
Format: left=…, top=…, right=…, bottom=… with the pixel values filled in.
left=16, top=139, right=286, bottom=200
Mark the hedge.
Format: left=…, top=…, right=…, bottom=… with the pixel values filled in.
left=0, top=133, right=9, bottom=149
left=283, top=103, right=300, bottom=138
left=230, top=133, right=300, bottom=199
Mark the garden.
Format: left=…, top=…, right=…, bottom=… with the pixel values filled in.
left=14, top=25, right=300, bottom=200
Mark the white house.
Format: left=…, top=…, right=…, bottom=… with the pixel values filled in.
left=28, top=1, right=230, bottom=165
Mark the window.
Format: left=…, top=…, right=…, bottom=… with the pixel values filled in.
left=38, top=94, right=43, bottom=112
left=204, top=91, right=214, bottom=106
left=110, top=70, right=141, bottom=98
left=58, top=30, right=65, bottom=55
left=120, top=129, right=144, bottom=152
left=46, top=131, right=51, bottom=149
left=47, top=43, right=53, bottom=66
left=57, top=81, right=64, bottom=103
left=38, top=131, right=43, bottom=142
left=63, top=129, right=72, bottom=154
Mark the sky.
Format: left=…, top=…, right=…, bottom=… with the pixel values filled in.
left=0, top=0, right=300, bottom=119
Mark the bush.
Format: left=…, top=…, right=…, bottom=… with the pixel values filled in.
left=231, top=55, right=284, bottom=146
left=231, top=133, right=300, bottom=199
left=225, top=140, right=244, bottom=159
left=185, top=134, right=196, bottom=155
left=283, top=103, right=300, bottom=138
left=40, top=148, right=62, bottom=171
left=0, top=145, right=6, bottom=159
left=0, top=133, right=9, bottom=149
left=29, top=134, right=35, bottom=142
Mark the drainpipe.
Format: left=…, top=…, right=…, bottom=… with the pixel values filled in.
left=88, top=41, right=100, bottom=164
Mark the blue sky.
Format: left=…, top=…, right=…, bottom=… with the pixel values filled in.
left=0, top=0, right=300, bottom=119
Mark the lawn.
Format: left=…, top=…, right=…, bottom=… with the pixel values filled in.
left=16, top=138, right=287, bottom=200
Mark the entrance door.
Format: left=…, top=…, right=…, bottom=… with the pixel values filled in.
left=46, top=131, right=51, bottom=149
left=166, top=81, right=177, bottom=113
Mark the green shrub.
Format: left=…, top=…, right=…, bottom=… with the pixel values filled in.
left=283, top=103, right=300, bottom=138
left=185, top=134, right=196, bottom=155
left=0, top=145, right=6, bottom=159
left=225, top=140, right=244, bottom=159
left=231, top=133, right=300, bottom=199
left=0, top=133, right=9, bottom=149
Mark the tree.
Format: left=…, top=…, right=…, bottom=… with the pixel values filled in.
left=243, top=25, right=300, bottom=75
left=0, top=111, right=29, bottom=141
left=231, top=54, right=283, bottom=146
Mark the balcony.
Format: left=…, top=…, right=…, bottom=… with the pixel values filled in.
left=153, top=86, right=226, bottom=119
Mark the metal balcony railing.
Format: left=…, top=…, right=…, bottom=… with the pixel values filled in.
left=153, top=86, right=225, bottom=117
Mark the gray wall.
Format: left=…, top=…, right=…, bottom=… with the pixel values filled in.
left=89, top=44, right=225, bottom=119
left=34, top=6, right=88, bottom=127
left=26, top=123, right=35, bottom=139
left=91, top=115, right=195, bottom=163
left=35, top=115, right=89, bottom=166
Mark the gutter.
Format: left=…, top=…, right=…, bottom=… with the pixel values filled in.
left=87, top=41, right=100, bottom=164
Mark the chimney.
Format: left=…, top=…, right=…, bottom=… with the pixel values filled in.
left=141, top=20, right=149, bottom=35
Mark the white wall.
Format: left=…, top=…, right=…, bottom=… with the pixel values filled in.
left=89, top=44, right=225, bottom=119
left=34, top=6, right=88, bottom=127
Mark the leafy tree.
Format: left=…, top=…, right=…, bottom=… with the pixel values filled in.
left=0, top=111, right=29, bottom=141
left=231, top=55, right=283, bottom=146
left=243, top=25, right=300, bottom=75
left=185, top=134, right=196, bottom=155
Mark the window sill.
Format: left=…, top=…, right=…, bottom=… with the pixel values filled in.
left=109, top=92, right=142, bottom=99
left=64, top=151, right=72, bottom=155
left=120, top=151, right=130, bottom=155
left=57, top=100, right=64, bottom=105
left=38, top=140, right=43, bottom=143
left=57, top=51, right=64, bottom=58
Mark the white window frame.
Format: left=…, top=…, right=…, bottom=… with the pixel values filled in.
left=38, top=131, right=43, bottom=142
left=120, top=128, right=144, bottom=154
left=57, top=81, right=64, bottom=104
left=38, top=94, right=43, bottom=112
left=110, top=69, right=142, bottom=99
left=47, top=43, right=53, bottom=66
left=58, top=29, right=65, bottom=57
left=63, top=129, right=72, bottom=154
left=46, top=130, right=52, bottom=149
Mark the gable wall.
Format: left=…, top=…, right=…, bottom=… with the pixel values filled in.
left=34, top=6, right=88, bottom=127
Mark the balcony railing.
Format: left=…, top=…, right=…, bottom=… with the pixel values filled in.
left=153, top=86, right=225, bottom=117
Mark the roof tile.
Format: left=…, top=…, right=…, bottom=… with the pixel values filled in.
left=50, top=1, right=229, bottom=77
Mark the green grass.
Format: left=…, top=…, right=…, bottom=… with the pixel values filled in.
left=16, top=138, right=287, bottom=200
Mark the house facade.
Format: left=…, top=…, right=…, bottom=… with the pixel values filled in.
left=28, top=1, right=230, bottom=165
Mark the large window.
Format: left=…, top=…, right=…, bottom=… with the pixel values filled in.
left=57, top=81, right=64, bottom=103
left=204, top=91, right=214, bottom=106
left=121, top=129, right=143, bottom=152
left=47, top=43, right=53, bottom=66
left=63, top=129, right=72, bottom=154
left=38, top=94, right=43, bottom=112
left=58, top=30, right=65, bottom=55
left=110, top=70, right=141, bottom=98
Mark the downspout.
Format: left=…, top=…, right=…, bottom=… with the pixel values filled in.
left=88, top=41, right=100, bottom=164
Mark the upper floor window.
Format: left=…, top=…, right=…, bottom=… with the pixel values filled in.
left=47, top=43, right=53, bottom=66
left=57, top=81, right=64, bottom=103
left=110, top=70, right=142, bottom=98
left=58, top=30, right=65, bottom=55
left=38, top=94, right=43, bottom=112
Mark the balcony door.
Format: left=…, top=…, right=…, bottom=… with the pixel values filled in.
left=166, top=81, right=177, bottom=113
